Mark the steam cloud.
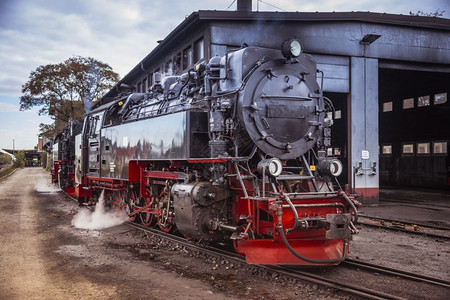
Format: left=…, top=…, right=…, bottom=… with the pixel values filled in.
left=83, top=62, right=102, bottom=116
left=72, top=191, right=129, bottom=230
left=35, top=179, right=61, bottom=193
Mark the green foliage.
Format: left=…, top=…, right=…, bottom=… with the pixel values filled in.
left=20, top=56, right=120, bottom=136
left=0, top=154, right=12, bottom=165
left=13, top=151, right=25, bottom=168
left=39, top=123, right=57, bottom=139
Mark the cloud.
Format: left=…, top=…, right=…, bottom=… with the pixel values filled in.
left=0, top=102, right=20, bottom=112
left=0, top=0, right=448, bottom=149
left=0, top=107, right=52, bottom=149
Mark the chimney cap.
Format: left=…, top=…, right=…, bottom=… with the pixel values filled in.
left=237, top=0, right=252, bottom=12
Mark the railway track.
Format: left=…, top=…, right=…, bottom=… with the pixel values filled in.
left=358, top=215, right=450, bottom=239
left=66, top=191, right=449, bottom=298
left=127, top=222, right=450, bottom=300
left=343, top=259, right=450, bottom=289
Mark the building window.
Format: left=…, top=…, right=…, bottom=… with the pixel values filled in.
left=417, top=95, right=430, bottom=107
left=382, top=102, right=393, bottom=112
left=194, top=37, right=204, bottom=62
left=382, top=145, right=392, bottom=155
left=433, top=141, right=447, bottom=154
left=434, top=93, right=447, bottom=105
left=183, top=46, right=193, bottom=69
left=174, top=52, right=181, bottom=75
left=153, top=69, right=161, bottom=83
left=402, top=143, right=414, bottom=155
left=136, top=81, right=142, bottom=92
left=164, top=59, right=173, bottom=76
left=148, top=74, right=153, bottom=86
left=142, top=78, right=147, bottom=92
left=402, top=98, right=414, bottom=109
left=334, top=110, right=342, bottom=119
left=417, top=142, right=430, bottom=155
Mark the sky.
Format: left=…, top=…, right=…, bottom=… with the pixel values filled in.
left=0, top=0, right=448, bottom=150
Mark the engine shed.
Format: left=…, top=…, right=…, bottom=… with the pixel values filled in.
left=100, top=1, right=450, bottom=204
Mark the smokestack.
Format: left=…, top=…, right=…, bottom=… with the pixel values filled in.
left=237, top=0, right=252, bottom=12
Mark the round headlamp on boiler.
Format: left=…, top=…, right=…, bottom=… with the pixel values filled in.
left=281, top=38, right=303, bottom=59
left=258, top=158, right=283, bottom=177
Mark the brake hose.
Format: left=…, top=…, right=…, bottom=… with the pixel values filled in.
left=277, top=211, right=348, bottom=264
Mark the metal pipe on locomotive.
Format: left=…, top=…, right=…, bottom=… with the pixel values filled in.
left=51, top=38, right=360, bottom=265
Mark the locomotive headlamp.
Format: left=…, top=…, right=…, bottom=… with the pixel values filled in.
left=318, top=158, right=343, bottom=177
left=329, top=159, right=343, bottom=177
left=258, top=158, right=283, bottom=177
left=281, top=39, right=303, bottom=59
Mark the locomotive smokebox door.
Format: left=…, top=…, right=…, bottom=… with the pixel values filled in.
left=235, top=48, right=323, bottom=160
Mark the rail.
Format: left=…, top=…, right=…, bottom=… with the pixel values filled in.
left=125, top=222, right=448, bottom=300
left=358, top=215, right=450, bottom=239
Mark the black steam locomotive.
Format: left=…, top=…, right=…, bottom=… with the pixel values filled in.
left=52, top=38, right=359, bottom=265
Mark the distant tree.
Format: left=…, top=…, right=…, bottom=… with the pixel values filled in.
left=39, top=123, right=57, bottom=139
left=40, top=151, right=47, bottom=169
left=20, top=56, right=120, bottom=137
left=409, top=9, right=445, bottom=17
left=13, top=151, right=25, bottom=168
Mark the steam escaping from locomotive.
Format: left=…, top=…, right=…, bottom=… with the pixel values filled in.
left=71, top=191, right=129, bottom=230
left=35, top=178, right=61, bottom=193
left=83, top=62, right=103, bottom=116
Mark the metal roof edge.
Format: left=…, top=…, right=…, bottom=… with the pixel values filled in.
left=197, top=10, right=450, bottom=30
left=99, top=10, right=449, bottom=107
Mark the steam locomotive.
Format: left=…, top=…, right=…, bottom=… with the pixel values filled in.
left=52, top=38, right=360, bottom=265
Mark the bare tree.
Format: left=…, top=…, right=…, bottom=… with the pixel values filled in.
left=409, top=9, right=446, bottom=17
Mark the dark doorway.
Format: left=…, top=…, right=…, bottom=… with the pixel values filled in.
left=379, top=68, right=449, bottom=188
left=325, top=92, right=349, bottom=186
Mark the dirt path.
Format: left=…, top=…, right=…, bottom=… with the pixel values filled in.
left=0, top=168, right=240, bottom=300
left=5, top=168, right=443, bottom=299
left=0, top=168, right=117, bottom=298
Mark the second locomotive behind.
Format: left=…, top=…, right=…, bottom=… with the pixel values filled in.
left=53, top=38, right=360, bottom=265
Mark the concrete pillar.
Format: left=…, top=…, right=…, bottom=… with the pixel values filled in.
left=350, top=57, right=379, bottom=205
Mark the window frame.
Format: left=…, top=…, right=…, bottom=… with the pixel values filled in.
left=432, top=141, right=448, bottom=156
left=381, top=144, right=393, bottom=156
left=382, top=101, right=393, bottom=112
left=401, top=142, right=415, bottom=156
left=416, top=142, right=431, bottom=156
left=417, top=95, right=430, bottom=107
left=433, top=92, right=447, bottom=105
left=402, top=98, right=414, bottom=110
left=194, top=37, right=204, bottom=63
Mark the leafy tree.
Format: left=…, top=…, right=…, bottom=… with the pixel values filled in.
left=13, top=151, right=25, bottom=168
left=20, top=56, right=120, bottom=137
left=409, top=9, right=445, bottom=17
